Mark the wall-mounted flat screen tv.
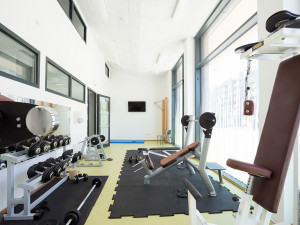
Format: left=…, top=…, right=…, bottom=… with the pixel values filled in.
left=128, top=101, right=146, bottom=112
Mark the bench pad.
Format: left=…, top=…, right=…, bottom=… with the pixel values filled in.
left=160, top=141, right=200, bottom=168
left=227, top=159, right=272, bottom=179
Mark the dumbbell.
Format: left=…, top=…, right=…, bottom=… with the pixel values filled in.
left=27, top=164, right=54, bottom=183
left=45, top=157, right=69, bottom=172
left=73, top=173, right=88, bottom=183
left=15, top=141, right=42, bottom=157
left=62, top=150, right=82, bottom=163
left=0, top=159, right=7, bottom=170
left=57, top=135, right=71, bottom=146
left=39, top=161, right=62, bottom=176
left=40, top=135, right=59, bottom=150
left=27, top=137, right=51, bottom=153
left=64, top=178, right=102, bottom=225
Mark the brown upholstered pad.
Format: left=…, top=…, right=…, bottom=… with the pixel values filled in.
left=250, top=55, right=300, bottom=213
left=188, top=141, right=201, bottom=150
left=226, top=159, right=272, bottom=178
left=160, top=141, right=201, bottom=168
left=146, top=155, right=154, bottom=170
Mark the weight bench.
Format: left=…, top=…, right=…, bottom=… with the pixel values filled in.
left=205, top=162, right=226, bottom=184
left=140, top=112, right=218, bottom=196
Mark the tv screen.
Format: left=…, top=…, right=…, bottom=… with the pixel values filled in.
left=128, top=101, right=146, bottom=112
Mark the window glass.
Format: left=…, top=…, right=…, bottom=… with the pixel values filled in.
left=176, top=63, right=183, bottom=83
left=71, top=78, right=85, bottom=101
left=201, top=0, right=257, bottom=59
left=58, top=0, right=70, bottom=17
left=46, top=63, right=69, bottom=96
left=201, top=26, right=258, bottom=184
left=0, top=30, right=37, bottom=84
left=72, top=7, right=85, bottom=40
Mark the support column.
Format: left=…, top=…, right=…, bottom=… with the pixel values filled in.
left=184, top=37, right=196, bottom=143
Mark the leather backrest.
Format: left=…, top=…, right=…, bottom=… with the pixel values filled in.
left=252, top=55, right=300, bottom=213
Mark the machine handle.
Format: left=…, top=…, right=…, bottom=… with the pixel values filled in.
left=183, top=178, right=203, bottom=201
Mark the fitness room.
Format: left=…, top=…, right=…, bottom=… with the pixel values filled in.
left=0, top=0, right=299, bottom=224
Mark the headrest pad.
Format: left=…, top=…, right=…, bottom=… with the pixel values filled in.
left=188, top=141, right=200, bottom=151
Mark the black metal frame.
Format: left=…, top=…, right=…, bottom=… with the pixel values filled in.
left=57, top=0, right=87, bottom=42
left=0, top=23, right=40, bottom=88
left=97, top=94, right=110, bottom=147
left=45, top=57, right=86, bottom=103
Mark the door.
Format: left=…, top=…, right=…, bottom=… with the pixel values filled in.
left=98, top=94, right=110, bottom=147
left=88, top=89, right=97, bottom=136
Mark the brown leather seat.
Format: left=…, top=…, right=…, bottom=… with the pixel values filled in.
left=145, top=155, right=154, bottom=170
left=227, top=55, right=300, bottom=213
left=226, top=159, right=272, bottom=178
left=160, top=141, right=200, bottom=168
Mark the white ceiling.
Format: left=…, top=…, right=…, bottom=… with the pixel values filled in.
left=74, top=0, right=219, bottom=76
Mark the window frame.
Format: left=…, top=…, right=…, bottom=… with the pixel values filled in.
left=45, top=57, right=85, bottom=103
left=171, top=56, right=184, bottom=148
left=57, top=0, right=87, bottom=42
left=0, top=23, right=40, bottom=88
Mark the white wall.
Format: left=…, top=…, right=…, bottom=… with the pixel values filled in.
left=257, top=0, right=300, bottom=223
left=0, top=0, right=110, bottom=210
left=109, top=68, right=169, bottom=140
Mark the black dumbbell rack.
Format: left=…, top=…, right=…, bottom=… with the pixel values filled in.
left=1, top=146, right=68, bottom=221
left=77, top=135, right=107, bottom=167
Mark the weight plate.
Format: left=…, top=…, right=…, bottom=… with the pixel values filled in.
left=64, top=210, right=81, bottom=225
left=128, top=155, right=133, bottom=163
left=91, top=137, right=99, bottom=146
left=27, top=164, right=39, bottom=178
left=41, top=167, right=54, bottom=183
left=100, top=135, right=105, bottom=142
left=181, top=115, right=190, bottom=127
left=92, top=178, right=102, bottom=187
left=199, top=112, right=216, bottom=129
left=177, top=191, right=188, bottom=198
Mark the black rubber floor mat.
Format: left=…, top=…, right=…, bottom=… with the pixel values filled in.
left=0, top=176, right=108, bottom=225
left=109, top=150, right=239, bottom=218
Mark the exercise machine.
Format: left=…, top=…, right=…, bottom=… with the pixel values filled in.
left=77, top=135, right=111, bottom=167
left=184, top=52, right=300, bottom=225
left=140, top=112, right=217, bottom=196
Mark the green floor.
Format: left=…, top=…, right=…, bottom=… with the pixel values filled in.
left=76, top=141, right=271, bottom=225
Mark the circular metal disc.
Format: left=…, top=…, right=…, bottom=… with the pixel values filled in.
left=26, top=106, right=60, bottom=135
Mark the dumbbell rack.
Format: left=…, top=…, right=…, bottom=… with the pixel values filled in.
left=77, top=135, right=107, bottom=167
left=1, top=146, right=68, bottom=221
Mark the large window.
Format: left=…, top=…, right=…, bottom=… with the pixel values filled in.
left=71, top=78, right=85, bottom=102
left=172, top=57, right=184, bottom=148
left=195, top=0, right=258, bottom=186
left=201, top=0, right=257, bottom=59
left=46, top=58, right=85, bottom=103
left=201, top=26, right=258, bottom=184
left=0, top=24, right=39, bottom=87
left=57, top=0, right=87, bottom=41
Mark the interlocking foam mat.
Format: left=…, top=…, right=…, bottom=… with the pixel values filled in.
left=0, top=176, right=108, bottom=225
left=108, top=150, right=239, bottom=218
